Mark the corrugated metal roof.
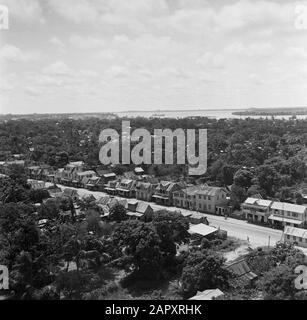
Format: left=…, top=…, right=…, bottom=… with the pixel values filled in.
left=271, top=202, right=306, bottom=214
left=189, top=289, right=224, bottom=300
left=284, top=226, right=307, bottom=238
left=188, top=224, right=218, bottom=236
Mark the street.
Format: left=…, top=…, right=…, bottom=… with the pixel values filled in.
left=44, top=181, right=284, bottom=248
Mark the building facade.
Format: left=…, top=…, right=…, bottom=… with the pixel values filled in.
left=268, top=202, right=307, bottom=229
left=242, top=198, right=272, bottom=223
left=173, top=185, right=228, bottom=214
left=152, top=181, right=182, bottom=206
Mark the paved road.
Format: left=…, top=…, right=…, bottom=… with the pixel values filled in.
left=44, top=181, right=284, bottom=248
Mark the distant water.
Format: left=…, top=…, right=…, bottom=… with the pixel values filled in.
left=116, top=109, right=307, bottom=120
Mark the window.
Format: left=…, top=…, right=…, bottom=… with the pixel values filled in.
left=292, top=212, right=298, bottom=218
left=208, top=196, right=211, bottom=201
left=299, top=237, right=303, bottom=242
left=208, top=205, right=211, bottom=210
left=199, top=204, right=201, bottom=209
left=293, top=236, right=297, bottom=241
left=287, top=235, right=290, bottom=239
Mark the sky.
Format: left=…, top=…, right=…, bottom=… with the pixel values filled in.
left=0, top=0, right=307, bottom=114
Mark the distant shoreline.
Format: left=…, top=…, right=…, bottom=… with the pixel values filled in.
left=232, top=107, right=307, bottom=116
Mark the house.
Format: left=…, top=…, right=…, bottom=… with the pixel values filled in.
left=225, top=259, right=257, bottom=286
left=136, top=202, right=154, bottom=220
left=173, top=185, right=228, bottom=214
left=152, top=181, right=182, bottom=206
left=283, top=226, right=307, bottom=248
left=28, top=179, right=45, bottom=190
left=189, top=289, right=224, bottom=300
left=61, top=161, right=84, bottom=186
left=135, top=181, right=157, bottom=202
left=134, top=167, right=144, bottom=175
left=96, top=170, right=117, bottom=190
left=40, top=165, right=53, bottom=181
left=125, top=199, right=139, bottom=212
left=188, top=223, right=218, bottom=241
left=96, top=195, right=111, bottom=206
left=188, top=212, right=209, bottom=225
left=105, top=180, right=119, bottom=196
left=242, top=198, right=273, bottom=224
left=28, top=166, right=41, bottom=179
left=54, top=168, right=64, bottom=183
left=116, top=179, right=136, bottom=198
left=85, top=176, right=101, bottom=191
left=268, top=202, right=307, bottom=229
left=47, top=185, right=63, bottom=198
left=126, top=201, right=154, bottom=220
left=76, top=170, right=97, bottom=187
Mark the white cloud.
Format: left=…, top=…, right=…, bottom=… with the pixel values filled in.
left=69, top=35, right=105, bottom=49
left=0, top=44, right=38, bottom=62
left=42, top=61, right=72, bottom=76
left=226, top=42, right=274, bottom=57
left=2, top=0, right=44, bottom=23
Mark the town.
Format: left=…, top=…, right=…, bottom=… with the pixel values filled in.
left=0, top=116, right=306, bottom=300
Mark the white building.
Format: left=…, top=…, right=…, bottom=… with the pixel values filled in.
left=283, top=226, right=307, bottom=248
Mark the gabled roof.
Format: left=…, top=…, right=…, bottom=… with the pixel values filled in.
left=136, top=201, right=152, bottom=214
left=225, top=259, right=257, bottom=281
left=97, top=196, right=111, bottom=205
left=178, top=185, right=225, bottom=197
left=244, top=197, right=272, bottom=208
left=157, top=181, right=179, bottom=192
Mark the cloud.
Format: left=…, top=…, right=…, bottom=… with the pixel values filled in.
left=197, top=52, right=225, bottom=68
left=69, top=35, right=105, bottom=49
left=226, top=42, right=274, bottom=57
left=0, top=44, right=39, bottom=62
left=2, top=0, right=44, bottom=23
left=50, top=37, right=65, bottom=48
left=47, top=0, right=100, bottom=23
left=42, top=61, right=73, bottom=76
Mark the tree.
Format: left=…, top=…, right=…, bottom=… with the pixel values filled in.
left=230, top=184, right=246, bottom=209
left=28, top=189, right=50, bottom=203
left=180, top=249, right=230, bottom=299
left=233, top=169, right=253, bottom=189
left=257, top=264, right=296, bottom=300
left=151, top=210, right=190, bottom=244
left=256, top=165, right=279, bottom=197
left=109, top=203, right=127, bottom=222
left=112, top=220, right=165, bottom=280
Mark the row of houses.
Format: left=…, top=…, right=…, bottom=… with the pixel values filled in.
left=242, top=197, right=307, bottom=229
